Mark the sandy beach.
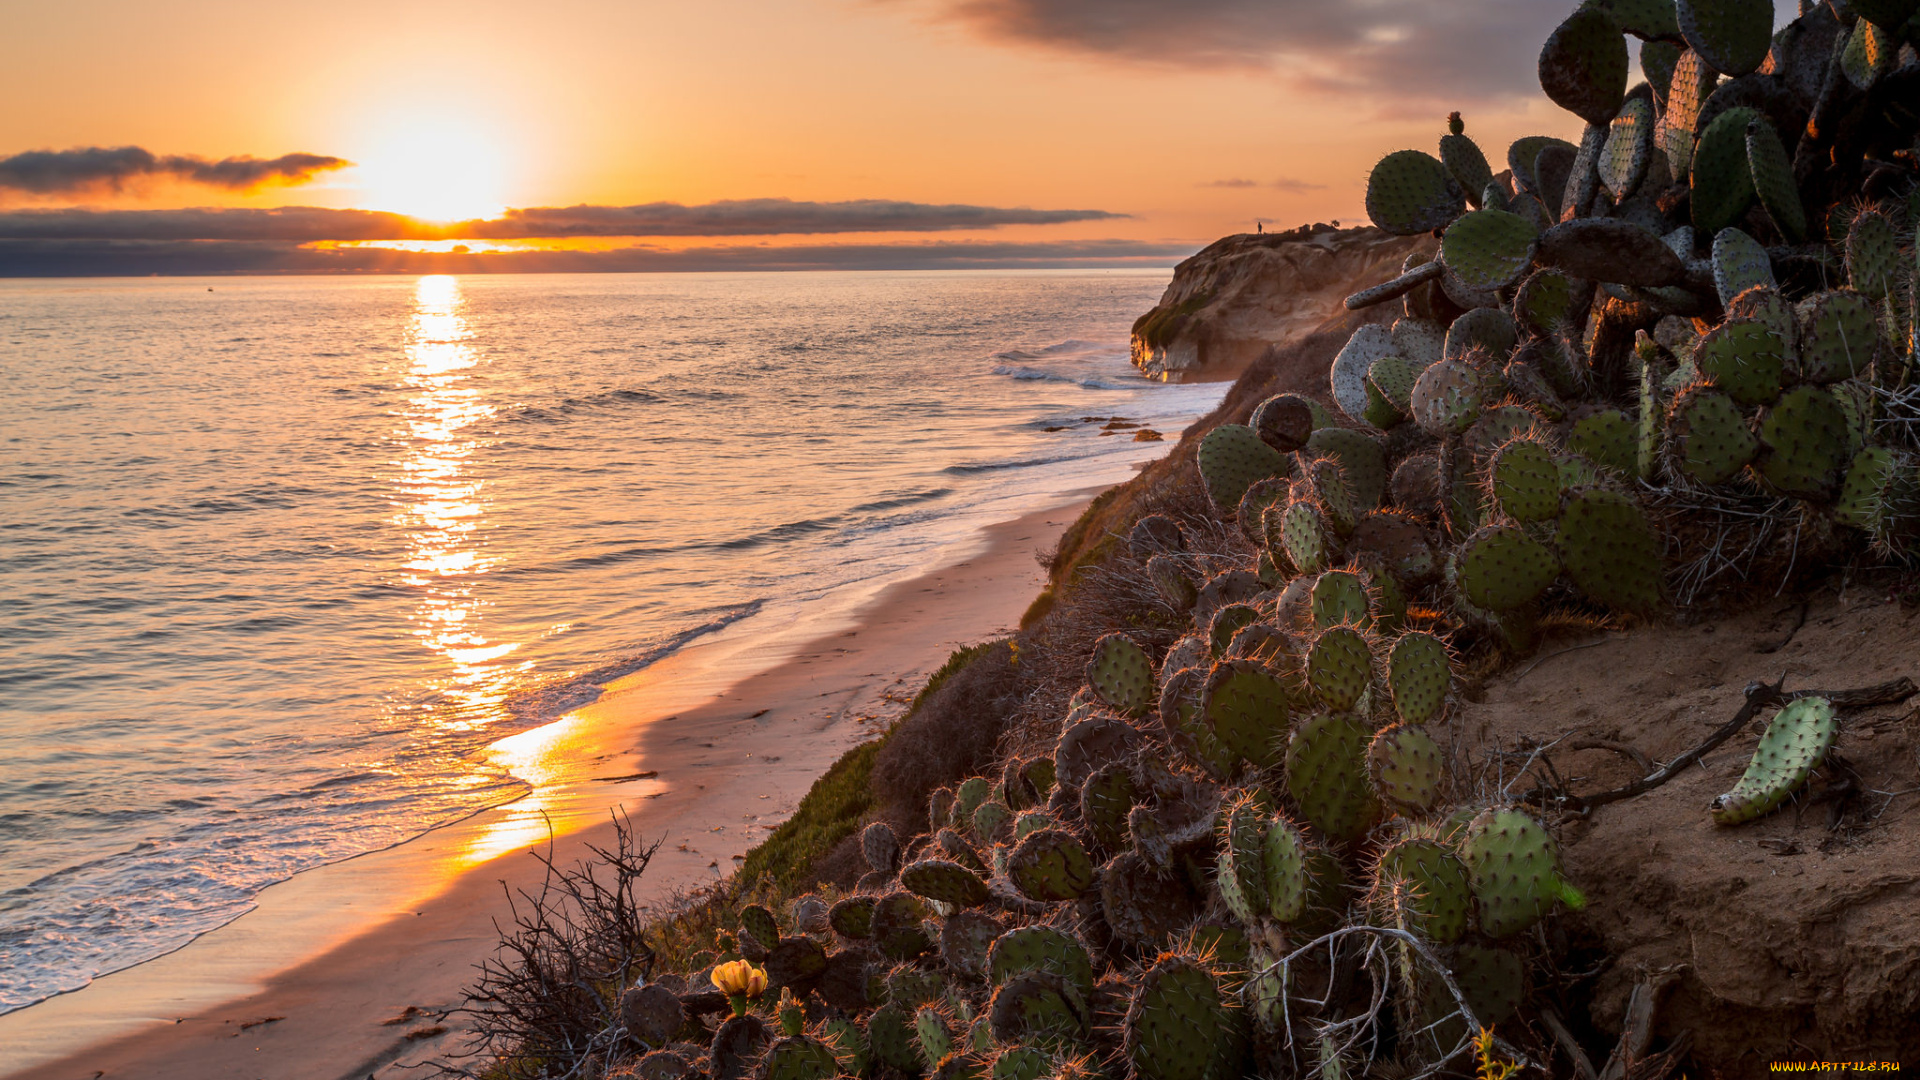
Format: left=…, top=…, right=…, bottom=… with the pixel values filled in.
left=1, top=497, right=1091, bottom=1080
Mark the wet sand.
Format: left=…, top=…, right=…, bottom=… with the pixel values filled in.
left=1, top=498, right=1089, bottom=1080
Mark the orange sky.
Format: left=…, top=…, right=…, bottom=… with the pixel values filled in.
left=0, top=0, right=1602, bottom=259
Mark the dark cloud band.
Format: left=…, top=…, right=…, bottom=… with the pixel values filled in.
left=0, top=199, right=1126, bottom=241
left=0, top=147, right=351, bottom=194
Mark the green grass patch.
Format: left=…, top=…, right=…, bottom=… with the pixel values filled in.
left=1131, top=288, right=1216, bottom=350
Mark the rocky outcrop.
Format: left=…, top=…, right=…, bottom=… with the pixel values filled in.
left=1130, top=223, right=1432, bottom=382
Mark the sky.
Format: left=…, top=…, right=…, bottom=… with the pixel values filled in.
left=0, top=0, right=1623, bottom=274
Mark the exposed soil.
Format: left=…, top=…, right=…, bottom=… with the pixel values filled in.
left=1459, top=580, right=1920, bottom=1075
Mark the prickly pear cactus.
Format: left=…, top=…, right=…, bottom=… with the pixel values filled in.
left=1462, top=808, right=1588, bottom=938
left=1285, top=712, right=1383, bottom=843
left=1007, top=829, right=1095, bottom=902
left=1197, top=424, right=1288, bottom=511
left=901, top=859, right=990, bottom=908
left=1711, top=696, right=1836, bottom=824
left=1086, top=633, right=1154, bottom=718
left=1367, top=723, right=1446, bottom=814
left=1123, top=956, right=1248, bottom=1080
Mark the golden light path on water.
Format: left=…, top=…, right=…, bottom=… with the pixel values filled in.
left=390, top=274, right=569, bottom=867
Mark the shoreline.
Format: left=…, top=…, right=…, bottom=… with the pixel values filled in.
left=0, top=495, right=1096, bottom=1080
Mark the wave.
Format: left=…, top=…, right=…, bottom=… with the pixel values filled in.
left=943, top=454, right=1078, bottom=475
left=502, top=600, right=766, bottom=725
left=989, top=364, right=1138, bottom=391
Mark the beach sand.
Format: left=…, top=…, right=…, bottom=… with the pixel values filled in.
left=1, top=498, right=1090, bottom=1080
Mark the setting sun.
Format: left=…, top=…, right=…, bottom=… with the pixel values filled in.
left=351, top=113, right=508, bottom=222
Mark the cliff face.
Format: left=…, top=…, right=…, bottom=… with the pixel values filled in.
left=1130, top=223, right=1432, bottom=382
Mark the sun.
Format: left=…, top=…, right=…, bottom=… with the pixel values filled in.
left=352, top=113, right=509, bottom=223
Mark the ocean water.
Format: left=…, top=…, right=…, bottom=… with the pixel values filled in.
left=0, top=270, right=1223, bottom=1013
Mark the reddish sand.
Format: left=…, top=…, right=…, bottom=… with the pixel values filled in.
left=1, top=500, right=1087, bottom=1080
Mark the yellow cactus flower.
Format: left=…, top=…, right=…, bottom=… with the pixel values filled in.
left=712, top=959, right=767, bottom=1016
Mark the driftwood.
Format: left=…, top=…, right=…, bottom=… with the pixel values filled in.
left=1556, top=676, right=1917, bottom=813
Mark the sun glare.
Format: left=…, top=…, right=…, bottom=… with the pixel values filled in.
left=353, top=115, right=509, bottom=223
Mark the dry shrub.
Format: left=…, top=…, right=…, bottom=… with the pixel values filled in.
left=869, top=640, right=1025, bottom=827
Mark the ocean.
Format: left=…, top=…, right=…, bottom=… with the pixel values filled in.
left=0, top=270, right=1224, bottom=1014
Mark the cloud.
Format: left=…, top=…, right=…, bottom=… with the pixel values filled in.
left=1269, top=178, right=1327, bottom=193
left=0, top=147, right=351, bottom=195
left=1199, top=178, right=1259, bottom=188
left=908, top=0, right=1565, bottom=103
left=0, top=199, right=1125, bottom=241
left=0, top=237, right=1195, bottom=277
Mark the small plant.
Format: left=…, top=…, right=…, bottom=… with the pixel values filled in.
left=712, top=959, right=767, bottom=1018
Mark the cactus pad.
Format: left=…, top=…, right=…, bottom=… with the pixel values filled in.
left=1310, top=569, right=1372, bottom=629
left=1556, top=489, right=1663, bottom=614
left=738, top=904, right=781, bottom=953
left=1214, top=797, right=1269, bottom=926
left=1797, top=290, right=1877, bottom=384
left=871, top=892, right=934, bottom=960
left=1539, top=6, right=1630, bottom=125
left=1306, top=426, right=1389, bottom=511
left=1305, top=626, right=1374, bottom=712
left=1123, top=957, right=1247, bottom=1080
left=1367, top=723, right=1447, bottom=814
left=1007, top=829, right=1095, bottom=902
left=1488, top=438, right=1562, bottom=523
left=1677, top=0, right=1772, bottom=76
left=1373, top=836, right=1470, bottom=944
left=1387, top=631, right=1452, bottom=724
left=1755, top=384, right=1850, bottom=500
left=1079, top=760, right=1138, bottom=853
left=939, top=910, right=1004, bottom=980
left=1667, top=384, right=1758, bottom=485
left=830, top=896, right=876, bottom=939
left=1566, top=407, right=1640, bottom=477
left=760, top=1036, right=842, bottom=1080
left=1711, top=696, right=1836, bottom=824
left=866, top=1005, right=922, bottom=1073
left=1462, top=808, right=1588, bottom=938
left=1285, top=712, right=1383, bottom=842
left=1452, top=943, right=1526, bottom=1026
left=1691, top=107, right=1759, bottom=233
left=1441, top=209, right=1539, bottom=291
left=1693, top=318, right=1784, bottom=407
left=1332, top=324, right=1398, bottom=423
left=901, top=859, right=990, bottom=908
left=1745, top=117, right=1804, bottom=242
left=1197, top=423, right=1288, bottom=511
left=1411, top=358, right=1497, bottom=437
left=1456, top=525, right=1560, bottom=612
left=1200, top=661, right=1292, bottom=770
left=1366, top=150, right=1465, bottom=236
left=987, top=926, right=1095, bottom=1002
left=1250, top=393, right=1319, bottom=453
left=1280, top=499, right=1336, bottom=575
left=864, top=822, right=900, bottom=874
left=1711, top=227, right=1776, bottom=308
left=1102, top=849, right=1200, bottom=946
left=1086, top=633, right=1153, bottom=718
left=1440, top=118, right=1494, bottom=208
left=1599, top=95, right=1654, bottom=201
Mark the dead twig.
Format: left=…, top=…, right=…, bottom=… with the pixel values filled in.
left=1556, top=676, right=1917, bottom=813
left=1569, top=738, right=1655, bottom=774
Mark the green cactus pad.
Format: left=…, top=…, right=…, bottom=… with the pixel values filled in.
left=1147, top=554, right=1199, bottom=613
left=760, top=1036, right=843, bottom=1080
left=1452, top=943, right=1526, bottom=1026
left=1599, top=95, right=1654, bottom=200
left=1440, top=116, right=1494, bottom=208
left=1693, top=318, right=1785, bottom=407
left=867, top=1005, right=922, bottom=1073
left=1677, top=0, right=1772, bottom=75
left=1365, top=150, right=1465, bottom=236
left=1234, top=476, right=1293, bottom=548
left=1086, top=633, right=1153, bottom=718
left=1841, top=16, right=1897, bottom=89
left=1691, top=107, right=1759, bottom=234
left=829, top=896, right=876, bottom=939
left=1539, top=6, right=1630, bottom=125
left=1641, top=38, right=1682, bottom=104
left=1280, top=499, right=1336, bottom=575
left=1102, top=849, right=1199, bottom=946
left=1368, top=352, right=1423, bottom=416
left=1206, top=603, right=1259, bottom=659
left=1463, top=807, right=1588, bottom=938
left=1566, top=407, right=1640, bottom=476
left=1445, top=307, right=1520, bottom=362
left=1660, top=49, right=1718, bottom=179
left=1387, top=631, right=1452, bottom=724
left=972, top=799, right=1012, bottom=842
left=1488, top=438, right=1562, bottom=524
left=1306, top=426, right=1389, bottom=511
left=1728, top=285, right=1798, bottom=352
left=1310, top=569, right=1372, bottom=629
left=900, top=859, right=990, bottom=908
left=1331, top=325, right=1399, bottom=423
left=1514, top=268, right=1578, bottom=335
left=1797, top=290, right=1877, bottom=384
left=1214, top=797, right=1269, bottom=926
left=1260, top=814, right=1311, bottom=923
left=1507, top=136, right=1575, bottom=200
left=1305, top=626, right=1374, bottom=713
left=955, top=776, right=992, bottom=823
left=1556, top=489, right=1663, bottom=614
left=988, top=974, right=1088, bottom=1049
left=1441, top=209, right=1539, bottom=291
left=739, top=903, right=781, bottom=952
left=1201, top=660, right=1292, bottom=770
left=939, top=909, right=1004, bottom=980
left=1123, top=957, right=1247, bottom=1080
left=1079, top=760, right=1138, bottom=853
left=863, top=821, right=900, bottom=874
left=1712, top=696, right=1838, bottom=825
left=1744, top=117, right=1804, bottom=242
left=914, top=1006, right=952, bottom=1069
left=1667, top=384, right=1758, bottom=485
left=1846, top=209, right=1898, bottom=300
left=1374, top=836, right=1470, bottom=944
left=1196, top=423, right=1288, bottom=511
left=1392, top=316, right=1448, bottom=369
left=1755, top=384, right=1850, bottom=500
left=1367, top=723, right=1447, bottom=815
left=871, top=892, right=935, bottom=960
left=1285, top=712, right=1383, bottom=843
left=991, top=1048, right=1050, bottom=1080
left=1410, top=358, right=1497, bottom=437
left=1711, top=227, right=1776, bottom=308
left=1835, top=447, right=1920, bottom=543
left=1456, top=525, right=1560, bottom=612
left=986, top=926, right=1094, bottom=1002
left=1007, top=829, right=1095, bottom=902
